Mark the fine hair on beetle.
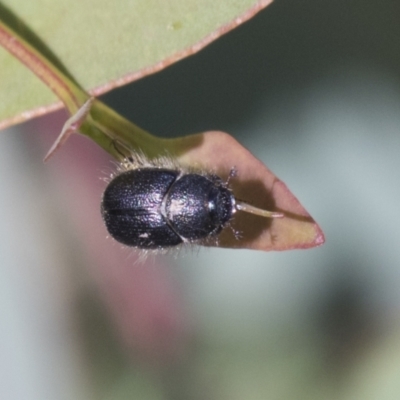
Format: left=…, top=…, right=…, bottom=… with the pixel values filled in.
left=101, top=151, right=283, bottom=256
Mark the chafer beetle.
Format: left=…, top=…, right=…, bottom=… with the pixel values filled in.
left=101, top=155, right=283, bottom=250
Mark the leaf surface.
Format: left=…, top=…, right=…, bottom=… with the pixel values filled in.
left=0, top=0, right=273, bottom=129
left=165, top=130, right=325, bottom=251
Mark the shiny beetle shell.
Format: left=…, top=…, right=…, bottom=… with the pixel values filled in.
left=101, top=166, right=235, bottom=249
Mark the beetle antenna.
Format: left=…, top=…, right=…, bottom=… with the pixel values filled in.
left=235, top=200, right=284, bottom=218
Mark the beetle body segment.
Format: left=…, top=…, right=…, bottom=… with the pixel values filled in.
left=101, top=168, right=235, bottom=249
left=166, top=174, right=234, bottom=240
left=101, top=169, right=182, bottom=248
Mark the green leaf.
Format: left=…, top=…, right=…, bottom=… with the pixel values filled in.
left=0, top=0, right=273, bottom=129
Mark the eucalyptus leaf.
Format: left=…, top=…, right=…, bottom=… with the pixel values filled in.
left=0, top=0, right=273, bottom=129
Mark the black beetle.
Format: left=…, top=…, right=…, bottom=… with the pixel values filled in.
left=101, top=157, right=283, bottom=250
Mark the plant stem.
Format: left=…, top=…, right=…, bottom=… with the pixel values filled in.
left=0, top=20, right=87, bottom=114
left=0, top=16, right=160, bottom=160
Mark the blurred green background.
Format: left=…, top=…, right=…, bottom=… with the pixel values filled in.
left=1, top=0, right=400, bottom=399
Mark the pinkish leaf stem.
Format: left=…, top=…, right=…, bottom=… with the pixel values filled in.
left=0, top=17, right=160, bottom=160
left=0, top=20, right=87, bottom=114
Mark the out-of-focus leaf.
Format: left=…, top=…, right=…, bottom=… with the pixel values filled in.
left=0, top=0, right=273, bottom=129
